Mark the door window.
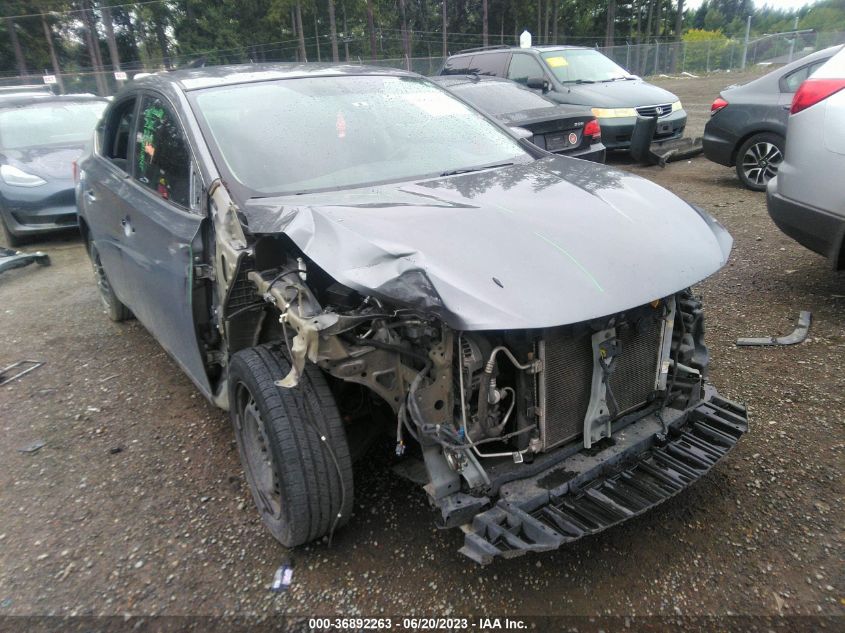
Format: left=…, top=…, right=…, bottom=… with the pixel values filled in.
left=134, top=95, right=191, bottom=208
left=100, top=97, right=136, bottom=173
left=507, top=54, right=546, bottom=86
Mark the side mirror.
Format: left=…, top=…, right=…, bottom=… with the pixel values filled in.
left=526, top=77, right=549, bottom=92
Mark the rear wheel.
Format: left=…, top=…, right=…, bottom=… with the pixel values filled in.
left=229, top=345, right=354, bottom=547
left=736, top=133, right=784, bottom=191
left=89, top=241, right=131, bottom=322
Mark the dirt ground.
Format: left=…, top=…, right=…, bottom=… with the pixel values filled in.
left=0, top=70, right=843, bottom=623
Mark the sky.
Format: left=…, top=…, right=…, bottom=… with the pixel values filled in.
left=685, top=0, right=819, bottom=10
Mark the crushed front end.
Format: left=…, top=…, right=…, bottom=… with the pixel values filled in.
left=242, top=247, right=747, bottom=563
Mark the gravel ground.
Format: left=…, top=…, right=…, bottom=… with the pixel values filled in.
left=0, top=70, right=843, bottom=622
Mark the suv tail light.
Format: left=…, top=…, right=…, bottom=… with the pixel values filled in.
left=791, top=78, right=845, bottom=114
left=710, top=97, right=728, bottom=115
left=584, top=118, right=601, bottom=140
left=72, top=160, right=79, bottom=184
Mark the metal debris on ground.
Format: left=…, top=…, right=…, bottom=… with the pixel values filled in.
left=736, top=311, right=812, bottom=347
left=17, top=440, right=46, bottom=454
left=0, top=247, right=50, bottom=276
left=0, top=360, right=44, bottom=386
left=270, top=563, right=293, bottom=593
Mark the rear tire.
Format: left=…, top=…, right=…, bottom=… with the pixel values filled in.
left=89, top=241, right=131, bottom=322
left=228, top=345, right=354, bottom=547
left=736, top=132, right=784, bottom=191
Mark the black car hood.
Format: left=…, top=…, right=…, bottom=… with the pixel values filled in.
left=1, top=144, right=85, bottom=182
left=558, top=79, right=678, bottom=108
left=496, top=104, right=593, bottom=128
left=242, top=156, right=731, bottom=330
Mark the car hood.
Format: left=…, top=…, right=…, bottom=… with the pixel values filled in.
left=496, top=105, right=593, bottom=128
left=0, top=144, right=84, bottom=182
left=559, top=79, right=679, bottom=108
left=241, top=156, right=731, bottom=330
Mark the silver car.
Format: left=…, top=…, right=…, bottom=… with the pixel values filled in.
left=767, top=47, right=845, bottom=268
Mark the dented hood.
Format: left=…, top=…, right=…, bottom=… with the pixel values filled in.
left=241, top=156, right=731, bottom=330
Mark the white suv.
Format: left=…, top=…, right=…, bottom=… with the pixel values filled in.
left=767, top=46, right=845, bottom=269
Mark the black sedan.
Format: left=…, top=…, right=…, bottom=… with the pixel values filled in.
left=0, top=94, right=107, bottom=245
left=431, top=74, right=604, bottom=162
left=702, top=45, right=842, bottom=191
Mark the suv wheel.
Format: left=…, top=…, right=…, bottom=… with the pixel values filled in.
left=229, top=345, right=354, bottom=547
left=736, top=133, right=784, bottom=191
left=89, top=241, right=132, bottom=322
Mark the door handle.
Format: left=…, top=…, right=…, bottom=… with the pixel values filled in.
left=121, top=216, right=133, bottom=236
left=85, top=189, right=96, bottom=202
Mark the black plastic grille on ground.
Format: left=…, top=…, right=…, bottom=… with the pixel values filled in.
left=459, top=395, right=748, bottom=564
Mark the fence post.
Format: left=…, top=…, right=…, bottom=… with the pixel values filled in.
left=682, top=41, right=686, bottom=73
left=654, top=40, right=659, bottom=75
left=626, top=42, right=631, bottom=70
left=706, top=40, right=711, bottom=73
left=741, top=15, right=751, bottom=70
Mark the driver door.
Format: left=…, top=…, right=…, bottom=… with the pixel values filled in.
left=118, top=92, right=211, bottom=395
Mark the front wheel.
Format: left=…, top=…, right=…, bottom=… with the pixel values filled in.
left=228, top=345, right=354, bottom=547
left=736, top=132, right=784, bottom=191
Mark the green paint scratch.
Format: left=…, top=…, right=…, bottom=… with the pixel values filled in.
left=534, top=231, right=605, bottom=293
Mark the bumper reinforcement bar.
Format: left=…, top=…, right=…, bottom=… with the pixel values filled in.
left=459, top=395, right=748, bottom=564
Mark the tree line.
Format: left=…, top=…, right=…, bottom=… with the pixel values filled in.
left=1, top=0, right=844, bottom=89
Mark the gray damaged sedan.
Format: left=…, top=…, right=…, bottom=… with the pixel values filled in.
left=76, top=64, right=747, bottom=564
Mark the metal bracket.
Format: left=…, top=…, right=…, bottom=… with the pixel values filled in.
left=0, top=360, right=44, bottom=386
left=583, top=328, right=617, bottom=449
left=736, top=311, right=812, bottom=347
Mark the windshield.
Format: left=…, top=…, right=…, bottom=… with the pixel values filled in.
left=451, top=81, right=554, bottom=115
left=192, top=75, right=528, bottom=195
left=541, top=49, right=632, bottom=83
left=0, top=101, right=106, bottom=149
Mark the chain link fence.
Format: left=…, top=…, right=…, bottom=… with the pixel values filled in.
left=1, top=30, right=843, bottom=95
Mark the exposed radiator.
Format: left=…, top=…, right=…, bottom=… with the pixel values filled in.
left=538, top=306, right=664, bottom=450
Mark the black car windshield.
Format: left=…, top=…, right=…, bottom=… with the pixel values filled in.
left=192, top=75, right=529, bottom=195
left=540, top=49, right=632, bottom=83
left=450, top=81, right=554, bottom=115
left=0, top=101, right=106, bottom=149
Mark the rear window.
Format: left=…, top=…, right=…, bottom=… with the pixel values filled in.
left=441, top=56, right=472, bottom=75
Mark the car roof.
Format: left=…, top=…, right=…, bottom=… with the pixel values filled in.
left=429, top=74, right=514, bottom=88
left=451, top=45, right=589, bottom=58
left=130, top=63, right=419, bottom=92
left=0, top=93, right=108, bottom=109
left=728, top=45, right=844, bottom=94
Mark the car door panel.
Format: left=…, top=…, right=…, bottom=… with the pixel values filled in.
left=119, top=92, right=211, bottom=395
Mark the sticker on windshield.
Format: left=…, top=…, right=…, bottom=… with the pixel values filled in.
left=545, top=56, right=568, bottom=68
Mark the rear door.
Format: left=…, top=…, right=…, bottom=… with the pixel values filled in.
left=119, top=91, right=210, bottom=393
left=84, top=95, right=140, bottom=306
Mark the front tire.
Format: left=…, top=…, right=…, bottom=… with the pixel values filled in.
left=229, top=345, right=354, bottom=547
left=1, top=215, right=22, bottom=248
left=736, top=132, right=784, bottom=191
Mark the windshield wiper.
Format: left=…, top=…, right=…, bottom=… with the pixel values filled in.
left=562, top=79, right=596, bottom=84
left=598, top=77, right=635, bottom=83
left=439, top=162, right=513, bottom=177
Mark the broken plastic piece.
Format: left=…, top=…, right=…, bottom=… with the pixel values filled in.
left=0, top=247, right=50, bottom=275
left=270, top=563, right=293, bottom=593
left=736, top=311, right=812, bottom=347
left=0, top=360, right=44, bottom=386
left=18, top=440, right=45, bottom=454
